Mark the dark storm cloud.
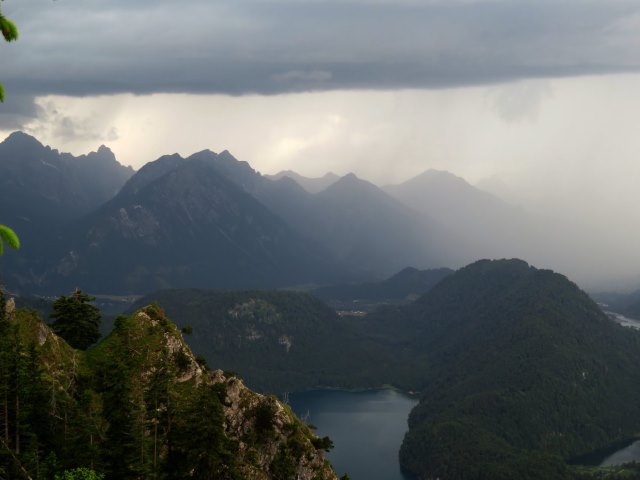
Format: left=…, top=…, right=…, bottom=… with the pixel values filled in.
left=2, top=0, right=640, bottom=97
left=0, top=91, right=41, bottom=129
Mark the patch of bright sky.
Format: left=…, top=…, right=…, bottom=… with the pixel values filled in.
left=11, top=74, right=640, bottom=210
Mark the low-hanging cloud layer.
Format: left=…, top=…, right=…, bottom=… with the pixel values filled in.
left=3, top=0, right=640, bottom=124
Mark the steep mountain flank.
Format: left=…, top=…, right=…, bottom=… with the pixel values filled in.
left=48, top=156, right=342, bottom=293
left=0, top=298, right=338, bottom=479
left=307, top=173, right=443, bottom=276
left=175, top=150, right=444, bottom=278
left=0, top=132, right=134, bottom=289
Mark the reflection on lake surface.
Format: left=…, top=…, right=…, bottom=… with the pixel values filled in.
left=601, top=440, right=640, bottom=466
left=606, top=311, right=640, bottom=330
left=288, top=389, right=418, bottom=480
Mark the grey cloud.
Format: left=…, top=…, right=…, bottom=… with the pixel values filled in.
left=272, top=70, right=333, bottom=83
left=2, top=1, right=640, bottom=98
left=24, top=98, right=121, bottom=144
left=0, top=91, right=40, bottom=129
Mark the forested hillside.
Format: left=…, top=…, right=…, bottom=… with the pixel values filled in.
left=0, top=294, right=339, bottom=480
left=396, top=260, right=640, bottom=479
left=129, top=289, right=399, bottom=392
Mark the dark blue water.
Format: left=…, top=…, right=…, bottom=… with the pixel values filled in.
left=289, top=389, right=418, bottom=480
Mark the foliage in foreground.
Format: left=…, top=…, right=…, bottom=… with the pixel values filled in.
left=0, top=8, right=18, bottom=102
left=55, top=468, right=105, bottom=480
left=0, top=223, right=19, bottom=255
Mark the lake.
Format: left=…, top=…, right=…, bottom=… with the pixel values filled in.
left=601, top=440, right=640, bottom=466
left=288, top=389, right=418, bottom=480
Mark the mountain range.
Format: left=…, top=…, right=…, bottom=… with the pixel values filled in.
left=265, top=170, right=340, bottom=193
left=312, top=266, right=453, bottom=306
left=1, top=131, right=526, bottom=295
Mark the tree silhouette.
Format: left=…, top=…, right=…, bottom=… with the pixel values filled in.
left=50, top=290, right=102, bottom=350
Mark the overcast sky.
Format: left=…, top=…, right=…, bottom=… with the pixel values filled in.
left=2, top=0, right=640, bottom=288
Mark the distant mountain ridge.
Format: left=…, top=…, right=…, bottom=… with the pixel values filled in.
left=266, top=170, right=340, bottom=193
left=0, top=131, right=134, bottom=230
left=306, top=173, right=443, bottom=276
left=264, top=166, right=533, bottom=270
left=313, top=266, right=453, bottom=304
left=383, top=168, right=530, bottom=264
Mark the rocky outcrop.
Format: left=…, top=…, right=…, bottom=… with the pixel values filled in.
left=211, top=370, right=337, bottom=480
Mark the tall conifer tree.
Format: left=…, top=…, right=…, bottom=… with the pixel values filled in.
left=50, top=290, right=101, bottom=350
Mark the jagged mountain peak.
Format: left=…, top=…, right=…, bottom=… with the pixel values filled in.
left=321, top=171, right=376, bottom=194
left=422, top=168, right=465, bottom=181
left=0, top=131, right=135, bottom=247
left=270, top=174, right=310, bottom=195
left=3, top=130, right=44, bottom=149
left=394, top=168, right=479, bottom=194
left=85, top=144, right=121, bottom=165
left=118, top=153, right=184, bottom=197
left=265, top=170, right=340, bottom=194
left=187, top=148, right=258, bottom=182
left=188, top=148, right=217, bottom=159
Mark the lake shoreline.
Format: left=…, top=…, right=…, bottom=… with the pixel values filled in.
left=288, top=389, right=418, bottom=480
left=281, top=384, right=421, bottom=399
left=568, top=436, right=640, bottom=466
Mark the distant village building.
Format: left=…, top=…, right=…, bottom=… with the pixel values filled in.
left=336, top=310, right=367, bottom=318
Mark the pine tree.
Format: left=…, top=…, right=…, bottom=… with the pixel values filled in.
left=166, top=383, right=238, bottom=479
left=50, top=290, right=101, bottom=350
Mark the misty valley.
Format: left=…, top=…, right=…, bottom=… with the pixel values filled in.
left=4, top=133, right=640, bottom=480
